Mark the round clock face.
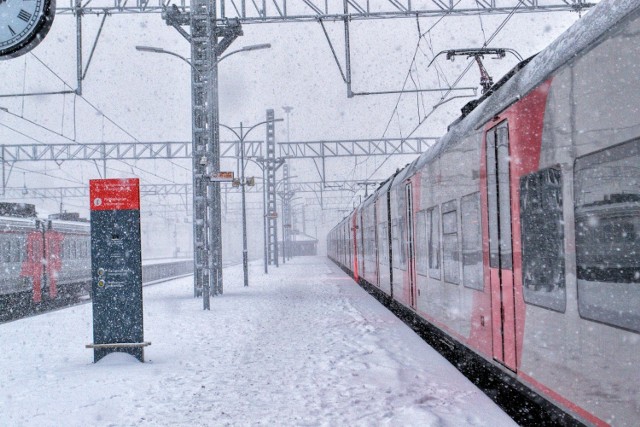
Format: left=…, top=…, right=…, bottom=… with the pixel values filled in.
left=0, top=0, right=55, bottom=59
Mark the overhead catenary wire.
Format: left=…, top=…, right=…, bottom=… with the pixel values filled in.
left=343, top=1, right=465, bottom=206
left=344, top=0, right=526, bottom=209
left=345, top=4, right=464, bottom=186
left=19, top=53, right=191, bottom=177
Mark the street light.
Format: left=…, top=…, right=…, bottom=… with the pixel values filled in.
left=219, top=118, right=283, bottom=288
left=135, top=43, right=271, bottom=71
left=282, top=106, right=293, bottom=143
left=136, top=42, right=271, bottom=309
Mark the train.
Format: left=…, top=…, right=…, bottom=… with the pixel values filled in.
left=0, top=202, right=193, bottom=313
left=328, top=1, right=639, bottom=425
left=0, top=203, right=91, bottom=305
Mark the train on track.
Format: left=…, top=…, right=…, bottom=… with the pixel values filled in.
left=0, top=202, right=193, bottom=314
left=328, top=1, right=639, bottom=425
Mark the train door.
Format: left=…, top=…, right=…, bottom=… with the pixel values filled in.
left=405, top=183, right=417, bottom=309
left=485, top=121, right=517, bottom=371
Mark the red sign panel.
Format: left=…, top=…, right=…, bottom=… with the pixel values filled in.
left=210, top=171, right=235, bottom=182
left=90, top=179, right=140, bottom=211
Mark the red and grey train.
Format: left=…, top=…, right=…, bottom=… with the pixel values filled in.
left=0, top=203, right=91, bottom=305
left=328, top=1, right=639, bottom=425
left=0, top=203, right=195, bottom=312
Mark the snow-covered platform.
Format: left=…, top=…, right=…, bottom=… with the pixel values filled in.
left=0, top=256, right=515, bottom=426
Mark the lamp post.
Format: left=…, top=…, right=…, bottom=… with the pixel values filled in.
left=282, top=106, right=293, bottom=143
left=219, top=118, right=283, bottom=287
left=135, top=44, right=271, bottom=71
left=136, top=43, right=271, bottom=308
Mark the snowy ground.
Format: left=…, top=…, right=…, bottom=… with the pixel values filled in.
left=0, top=256, right=516, bottom=426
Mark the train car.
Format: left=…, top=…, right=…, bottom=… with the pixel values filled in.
left=0, top=205, right=37, bottom=299
left=48, top=217, right=92, bottom=299
left=328, top=0, right=640, bottom=425
left=0, top=203, right=92, bottom=305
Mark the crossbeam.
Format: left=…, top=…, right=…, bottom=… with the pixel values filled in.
left=1, top=181, right=369, bottom=199
left=0, top=137, right=433, bottom=162
left=0, top=141, right=258, bottom=162
left=55, top=0, right=595, bottom=19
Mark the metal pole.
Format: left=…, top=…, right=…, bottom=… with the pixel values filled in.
left=281, top=192, right=286, bottom=265
left=262, top=160, right=268, bottom=274
left=1, top=146, right=5, bottom=197
left=343, top=0, right=353, bottom=98
left=189, top=0, right=213, bottom=307
left=240, top=123, right=249, bottom=287
left=75, top=0, right=83, bottom=96
left=211, top=17, right=224, bottom=297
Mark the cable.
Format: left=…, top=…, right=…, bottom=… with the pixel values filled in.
left=26, top=52, right=191, bottom=177
left=342, top=0, right=521, bottom=210
left=341, top=3, right=464, bottom=208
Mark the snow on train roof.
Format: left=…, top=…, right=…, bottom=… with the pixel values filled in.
left=50, top=219, right=90, bottom=234
left=412, top=0, right=639, bottom=171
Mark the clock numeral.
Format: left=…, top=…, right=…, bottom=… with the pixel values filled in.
left=17, top=10, right=33, bottom=22
left=8, top=26, right=16, bottom=36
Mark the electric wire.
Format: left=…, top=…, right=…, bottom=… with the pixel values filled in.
left=26, top=52, right=191, bottom=178
left=0, top=109, right=189, bottom=186
left=343, top=2, right=464, bottom=207
left=344, top=0, right=522, bottom=209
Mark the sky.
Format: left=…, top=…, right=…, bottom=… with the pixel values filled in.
left=0, top=5, right=591, bottom=253
left=0, top=256, right=518, bottom=426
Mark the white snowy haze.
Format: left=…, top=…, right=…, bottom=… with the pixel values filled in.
left=0, top=6, right=593, bottom=257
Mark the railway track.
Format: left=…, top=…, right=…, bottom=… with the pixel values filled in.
left=0, top=258, right=251, bottom=324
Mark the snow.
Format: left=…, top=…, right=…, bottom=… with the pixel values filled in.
left=0, top=257, right=516, bottom=426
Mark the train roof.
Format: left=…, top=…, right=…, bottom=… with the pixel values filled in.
left=50, top=219, right=91, bottom=234
left=0, top=216, right=37, bottom=233
left=415, top=0, right=639, bottom=170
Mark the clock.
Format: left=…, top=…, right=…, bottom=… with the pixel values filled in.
left=0, top=0, right=56, bottom=59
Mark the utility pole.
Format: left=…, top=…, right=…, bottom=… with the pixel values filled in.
left=164, top=3, right=242, bottom=308
left=278, top=163, right=294, bottom=263
left=218, top=116, right=281, bottom=285
left=264, top=109, right=281, bottom=268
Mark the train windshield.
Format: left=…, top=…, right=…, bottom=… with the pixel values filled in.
left=574, top=139, right=640, bottom=332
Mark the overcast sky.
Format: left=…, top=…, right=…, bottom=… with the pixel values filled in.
left=0, top=7, right=588, bottom=233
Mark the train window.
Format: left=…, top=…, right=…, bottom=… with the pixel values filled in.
left=461, top=193, right=483, bottom=290
left=19, top=238, right=25, bottom=262
left=3, top=239, right=11, bottom=263
left=12, top=238, right=20, bottom=262
left=520, top=167, right=566, bottom=312
left=391, top=219, right=402, bottom=270
left=427, top=206, right=441, bottom=280
left=10, top=239, right=15, bottom=262
left=377, top=222, right=385, bottom=264
left=486, top=122, right=513, bottom=270
left=415, top=211, right=428, bottom=276
left=399, top=216, right=407, bottom=270
left=442, top=201, right=460, bottom=285
left=574, top=139, right=640, bottom=333
left=372, top=224, right=377, bottom=262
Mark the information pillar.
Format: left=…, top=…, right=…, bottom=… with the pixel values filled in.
left=89, top=178, right=146, bottom=362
